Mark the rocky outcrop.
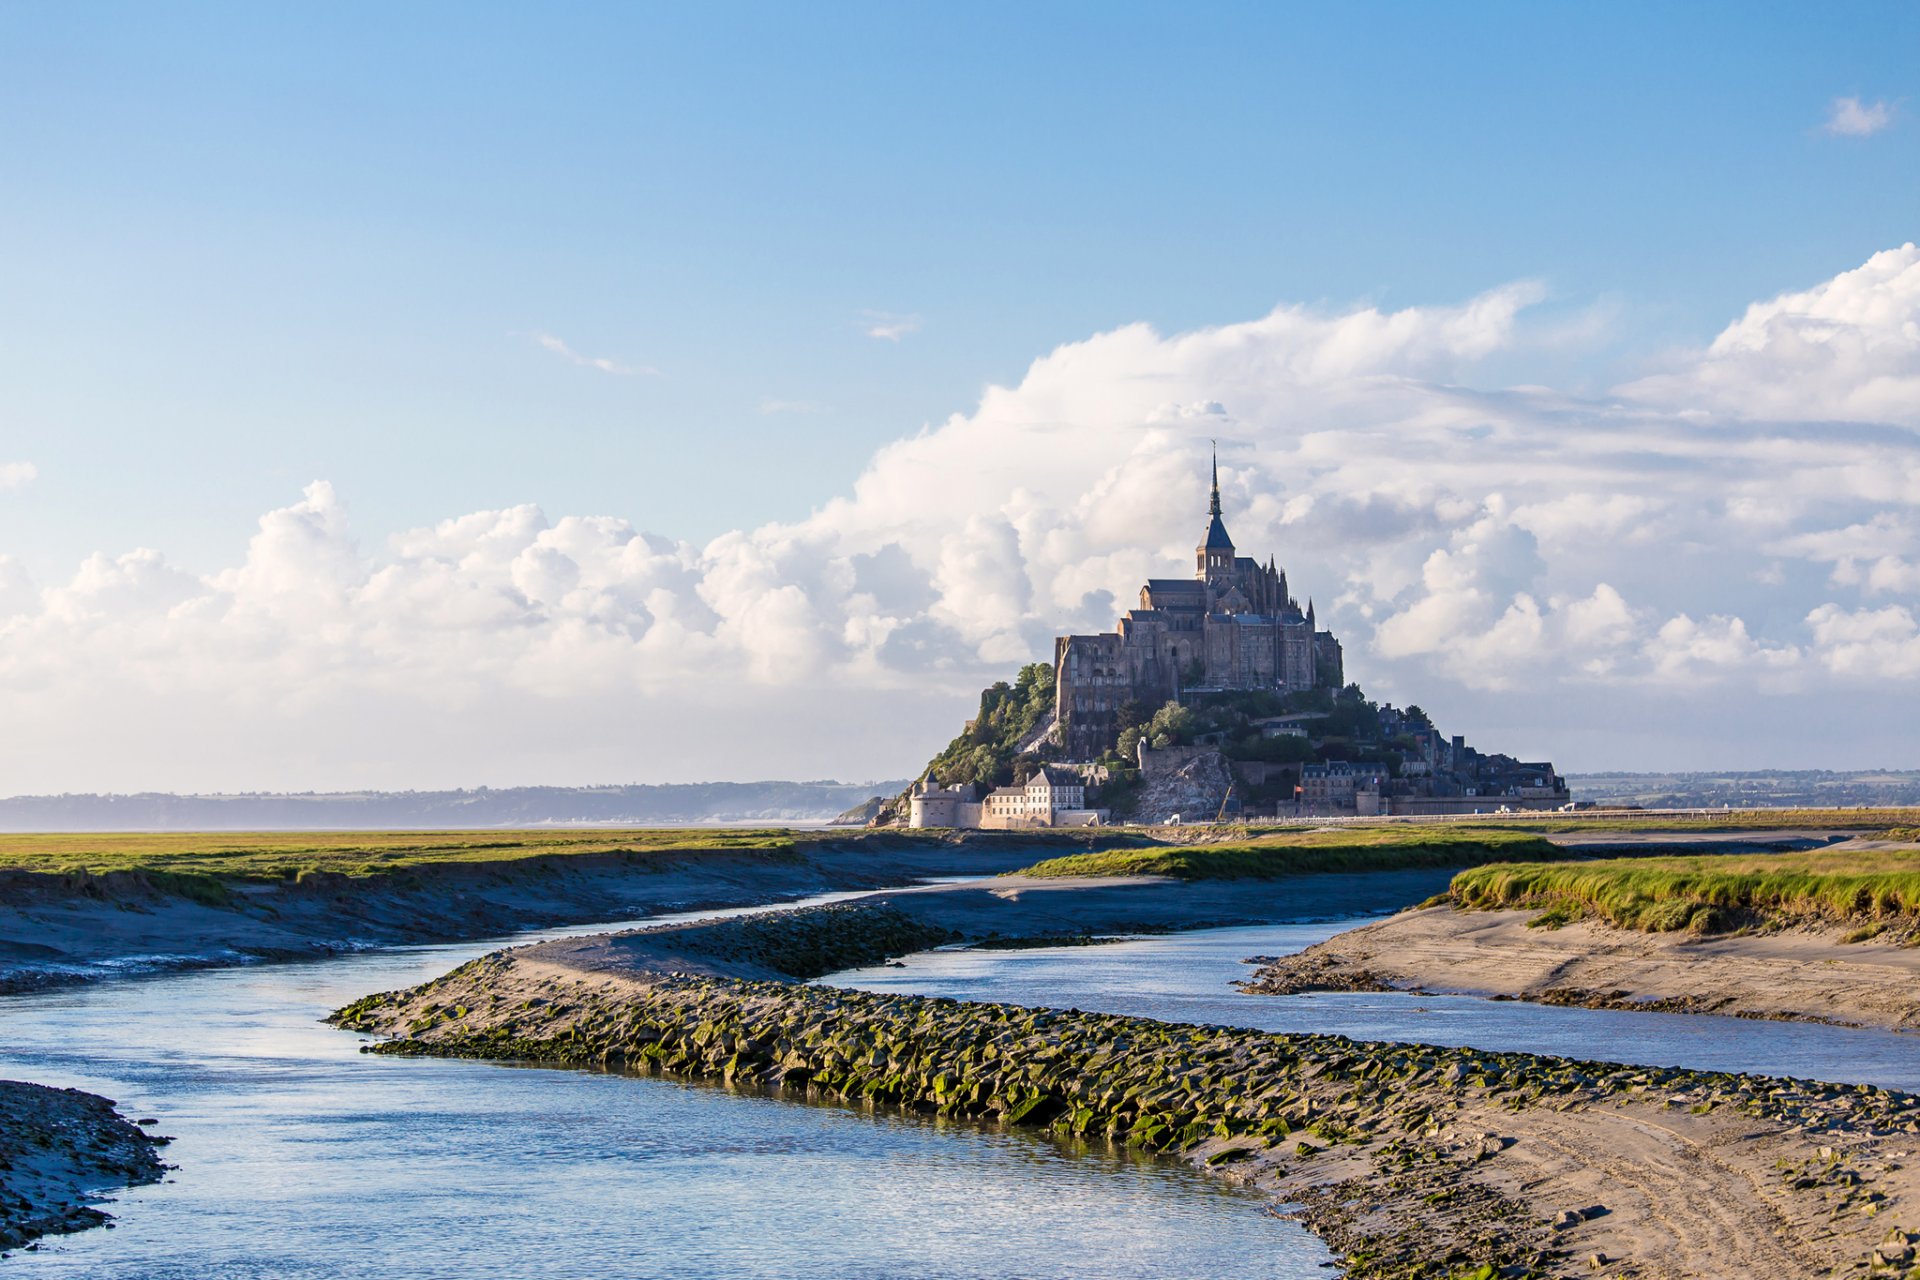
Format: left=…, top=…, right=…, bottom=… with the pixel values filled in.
left=0, top=1082, right=169, bottom=1253
left=1131, top=745, right=1234, bottom=825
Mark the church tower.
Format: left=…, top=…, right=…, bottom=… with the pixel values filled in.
left=1196, top=447, right=1235, bottom=583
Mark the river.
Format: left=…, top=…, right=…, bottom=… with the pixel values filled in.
left=8, top=891, right=1920, bottom=1276
left=0, top=894, right=1329, bottom=1279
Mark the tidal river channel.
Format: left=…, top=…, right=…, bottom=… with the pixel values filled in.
left=0, top=893, right=1330, bottom=1280
left=8, top=889, right=1920, bottom=1278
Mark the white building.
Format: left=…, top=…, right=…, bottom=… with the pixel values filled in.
left=909, top=767, right=1106, bottom=829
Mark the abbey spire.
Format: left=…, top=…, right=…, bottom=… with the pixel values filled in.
left=1197, top=446, right=1235, bottom=580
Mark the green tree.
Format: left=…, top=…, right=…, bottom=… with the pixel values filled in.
left=920, top=662, right=1058, bottom=790
left=1146, top=701, right=1196, bottom=749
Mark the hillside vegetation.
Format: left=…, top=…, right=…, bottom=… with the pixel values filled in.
left=920, top=662, right=1057, bottom=790
left=1449, top=847, right=1920, bottom=933
left=1017, top=827, right=1561, bottom=880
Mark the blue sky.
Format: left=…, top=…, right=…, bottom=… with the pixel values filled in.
left=0, top=4, right=1917, bottom=789
left=4, top=3, right=1914, bottom=574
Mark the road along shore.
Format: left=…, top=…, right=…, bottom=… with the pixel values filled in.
left=0, top=1081, right=170, bottom=1255
left=334, top=897, right=1920, bottom=1280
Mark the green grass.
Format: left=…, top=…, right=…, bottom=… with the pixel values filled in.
left=0, top=828, right=801, bottom=884
left=1449, top=847, right=1920, bottom=932
left=1015, top=828, right=1564, bottom=880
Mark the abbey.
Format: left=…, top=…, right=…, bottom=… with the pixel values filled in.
left=1054, top=455, right=1344, bottom=760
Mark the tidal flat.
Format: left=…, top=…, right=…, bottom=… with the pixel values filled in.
left=335, top=895, right=1920, bottom=1279
left=15, top=819, right=1920, bottom=1276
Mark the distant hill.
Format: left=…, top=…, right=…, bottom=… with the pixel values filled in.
left=1567, top=770, right=1920, bottom=809
left=0, top=781, right=911, bottom=832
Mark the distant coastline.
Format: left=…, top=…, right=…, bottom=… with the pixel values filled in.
left=0, top=780, right=910, bottom=833
left=1568, top=768, right=1920, bottom=809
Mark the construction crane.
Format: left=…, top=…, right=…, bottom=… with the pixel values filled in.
left=1215, top=781, right=1234, bottom=826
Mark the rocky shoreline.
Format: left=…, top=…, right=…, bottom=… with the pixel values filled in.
left=332, top=901, right=1920, bottom=1279
left=0, top=1081, right=170, bottom=1255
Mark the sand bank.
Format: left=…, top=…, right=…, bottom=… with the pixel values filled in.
left=1243, top=904, right=1920, bottom=1030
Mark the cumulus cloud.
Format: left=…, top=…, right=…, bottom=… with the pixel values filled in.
left=7, top=247, right=1920, bottom=788
left=1807, top=603, right=1920, bottom=679
left=1825, top=95, right=1895, bottom=137
left=530, top=331, right=656, bottom=376
left=1619, top=243, right=1920, bottom=425
left=0, top=462, right=36, bottom=490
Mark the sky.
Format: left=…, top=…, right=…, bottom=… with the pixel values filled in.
left=0, top=3, right=1917, bottom=792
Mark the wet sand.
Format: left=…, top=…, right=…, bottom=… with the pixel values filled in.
left=1242, top=904, right=1920, bottom=1030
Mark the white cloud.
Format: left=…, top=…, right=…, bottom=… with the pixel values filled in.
left=530, top=331, right=656, bottom=376
left=1807, top=603, right=1920, bottom=679
left=1824, top=95, right=1895, bottom=137
left=7, top=247, right=1920, bottom=788
left=1618, top=243, right=1920, bottom=425
left=862, top=311, right=922, bottom=342
left=1645, top=614, right=1799, bottom=683
left=0, top=462, right=36, bottom=490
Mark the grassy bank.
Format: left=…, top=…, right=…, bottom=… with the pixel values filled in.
left=0, top=828, right=804, bottom=886
left=1017, top=827, right=1563, bottom=880
left=1450, top=847, right=1920, bottom=933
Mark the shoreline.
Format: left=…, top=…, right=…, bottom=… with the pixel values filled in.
left=0, top=1082, right=170, bottom=1255
left=333, top=901, right=1920, bottom=1280
left=1244, top=904, right=1920, bottom=1031
left=0, top=824, right=1866, bottom=995
left=0, top=831, right=1122, bottom=992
